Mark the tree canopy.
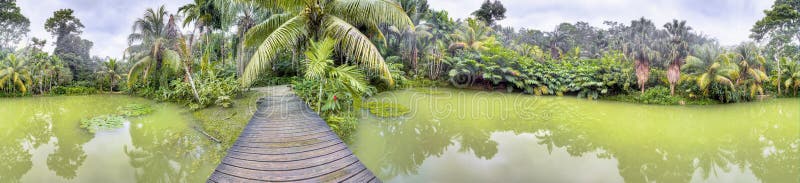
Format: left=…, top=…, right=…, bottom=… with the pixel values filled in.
left=0, top=0, right=29, bottom=50
left=471, top=0, right=506, bottom=26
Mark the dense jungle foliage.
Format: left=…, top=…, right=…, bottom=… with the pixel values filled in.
left=2, top=0, right=800, bottom=136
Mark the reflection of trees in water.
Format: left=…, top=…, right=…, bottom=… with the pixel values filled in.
left=0, top=142, right=32, bottom=183
left=0, top=101, right=55, bottom=182
left=46, top=117, right=92, bottom=179
left=125, top=120, right=219, bottom=183
left=363, top=92, right=799, bottom=182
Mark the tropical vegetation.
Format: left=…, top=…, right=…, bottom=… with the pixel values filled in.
left=0, top=0, right=799, bottom=136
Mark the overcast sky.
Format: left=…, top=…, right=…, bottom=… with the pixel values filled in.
left=17, top=0, right=773, bottom=59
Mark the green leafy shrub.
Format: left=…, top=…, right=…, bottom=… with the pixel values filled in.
left=80, top=115, right=126, bottom=133
left=160, top=74, right=241, bottom=109
left=117, top=104, right=154, bottom=117
left=365, top=102, right=411, bottom=117
left=638, top=86, right=682, bottom=104
left=325, top=112, right=358, bottom=138
left=52, top=86, right=97, bottom=95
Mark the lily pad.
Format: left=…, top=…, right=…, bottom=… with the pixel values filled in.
left=80, top=115, right=126, bottom=133
left=117, top=104, right=154, bottom=117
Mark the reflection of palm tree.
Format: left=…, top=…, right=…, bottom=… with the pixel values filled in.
left=46, top=144, right=88, bottom=179
left=0, top=142, right=33, bottom=183
left=125, top=119, right=218, bottom=183
left=125, top=145, right=180, bottom=183
left=46, top=120, right=92, bottom=180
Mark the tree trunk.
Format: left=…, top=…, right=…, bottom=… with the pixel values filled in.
left=667, top=61, right=681, bottom=96
left=635, top=59, right=651, bottom=94
left=184, top=64, right=201, bottom=103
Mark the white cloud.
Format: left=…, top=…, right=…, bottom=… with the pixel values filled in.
left=13, top=0, right=775, bottom=59
left=429, top=0, right=774, bottom=45
left=17, top=0, right=190, bottom=59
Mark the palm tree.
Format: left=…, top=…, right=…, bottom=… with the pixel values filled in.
left=449, top=18, right=489, bottom=52
left=627, top=17, right=660, bottom=94
left=239, top=0, right=413, bottom=87
left=733, top=43, right=768, bottom=97
left=126, top=6, right=183, bottom=90
left=781, top=59, right=800, bottom=96
left=231, top=1, right=267, bottom=77
left=99, top=58, right=122, bottom=92
left=697, top=62, right=735, bottom=96
left=664, top=19, right=692, bottom=96
left=304, top=38, right=369, bottom=113
left=546, top=23, right=574, bottom=59
left=0, top=54, right=32, bottom=94
left=178, top=0, right=222, bottom=48
left=737, top=59, right=768, bottom=97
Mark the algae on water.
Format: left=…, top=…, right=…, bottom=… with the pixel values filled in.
left=365, top=102, right=411, bottom=117
left=80, top=115, right=126, bottom=133
left=117, top=104, right=154, bottom=117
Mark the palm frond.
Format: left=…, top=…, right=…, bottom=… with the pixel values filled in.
left=328, top=0, right=413, bottom=29
left=323, top=16, right=393, bottom=85
left=243, top=13, right=294, bottom=47
left=127, top=56, right=153, bottom=87
left=162, top=50, right=184, bottom=73
left=241, top=14, right=310, bottom=87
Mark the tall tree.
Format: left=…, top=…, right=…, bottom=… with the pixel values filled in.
left=178, top=0, right=223, bottom=49
left=126, top=6, right=182, bottom=90
left=664, top=19, right=692, bottom=95
left=471, top=0, right=506, bottom=26
left=0, top=0, right=30, bottom=51
left=546, top=23, right=576, bottom=59
left=45, top=9, right=84, bottom=54
left=751, top=0, right=800, bottom=96
left=627, top=17, right=660, bottom=94
left=239, top=0, right=413, bottom=87
left=45, top=9, right=93, bottom=81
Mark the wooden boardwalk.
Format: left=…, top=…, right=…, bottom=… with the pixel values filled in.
left=208, top=94, right=379, bottom=183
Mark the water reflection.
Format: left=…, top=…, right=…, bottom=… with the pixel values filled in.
left=351, top=89, right=799, bottom=183
left=0, top=96, right=222, bottom=182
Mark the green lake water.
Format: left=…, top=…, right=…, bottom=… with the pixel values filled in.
left=351, top=88, right=800, bottom=183
left=0, top=95, right=222, bottom=182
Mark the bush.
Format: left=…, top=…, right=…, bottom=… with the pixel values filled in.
left=638, top=86, right=681, bottom=104
left=156, top=75, right=242, bottom=110
left=52, top=86, right=97, bottom=95
left=325, top=112, right=359, bottom=139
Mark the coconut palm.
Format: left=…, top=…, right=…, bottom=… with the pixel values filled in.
left=733, top=43, right=768, bottom=97
left=0, top=54, right=32, bottom=94
left=126, top=6, right=183, bottom=89
left=304, top=38, right=369, bottom=113
left=99, top=58, right=122, bottom=92
left=697, top=62, right=735, bottom=96
left=664, top=19, right=692, bottom=95
left=449, top=18, right=490, bottom=53
left=737, top=58, right=769, bottom=97
left=781, top=59, right=800, bottom=96
left=546, top=23, right=574, bottom=59
left=627, top=17, right=660, bottom=94
left=239, top=0, right=413, bottom=87
left=178, top=0, right=222, bottom=44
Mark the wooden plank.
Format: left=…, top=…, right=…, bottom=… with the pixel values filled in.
left=209, top=94, right=379, bottom=183
left=224, top=143, right=350, bottom=162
